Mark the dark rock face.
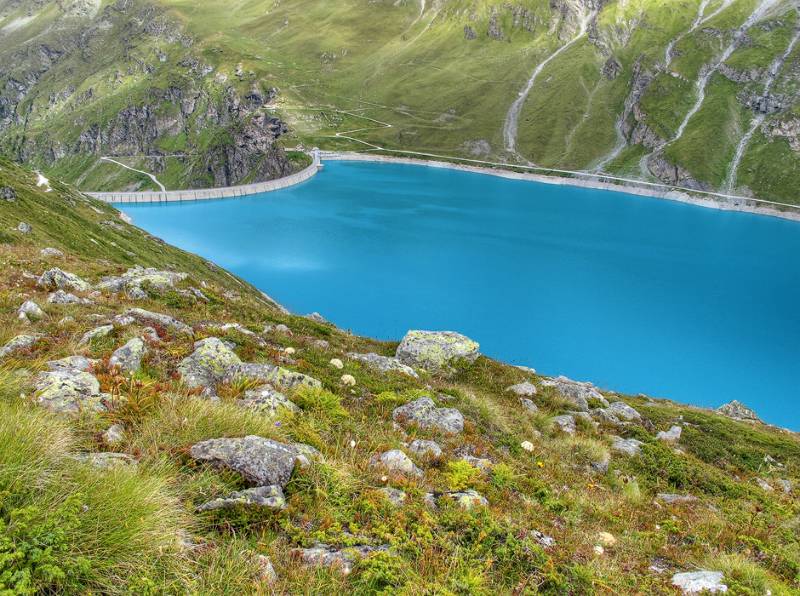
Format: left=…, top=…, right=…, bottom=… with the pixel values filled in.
left=0, top=186, right=16, bottom=201
left=646, top=152, right=710, bottom=191
left=464, top=25, right=477, bottom=40
left=602, top=56, right=622, bottom=80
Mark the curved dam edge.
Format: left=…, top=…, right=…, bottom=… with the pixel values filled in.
left=86, top=151, right=321, bottom=203
left=321, top=151, right=800, bottom=223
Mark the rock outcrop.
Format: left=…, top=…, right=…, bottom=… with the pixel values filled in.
left=395, top=330, right=479, bottom=374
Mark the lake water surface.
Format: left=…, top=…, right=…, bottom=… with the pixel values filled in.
left=119, top=161, right=800, bottom=430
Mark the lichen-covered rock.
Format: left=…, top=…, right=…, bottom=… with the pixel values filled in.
left=378, top=487, right=407, bottom=507
left=109, top=337, right=147, bottom=373
left=96, top=266, right=187, bottom=296
left=196, top=485, right=286, bottom=512
left=671, top=570, right=727, bottom=594
left=255, top=554, right=278, bottom=585
left=347, top=352, right=419, bottom=378
left=607, top=401, right=641, bottom=421
left=17, top=300, right=44, bottom=322
left=370, top=449, right=422, bottom=477
left=34, top=369, right=106, bottom=413
left=551, top=414, right=576, bottom=434
left=103, top=423, right=125, bottom=445
left=17, top=222, right=32, bottom=234
left=656, top=425, right=682, bottom=443
left=392, top=397, right=464, bottom=434
left=48, top=290, right=91, bottom=305
left=46, top=355, right=95, bottom=372
left=227, top=362, right=322, bottom=391
left=657, top=493, right=697, bottom=504
left=178, top=337, right=241, bottom=388
left=611, top=436, right=644, bottom=456
left=460, top=454, right=493, bottom=471
left=37, top=268, right=90, bottom=292
left=445, top=489, right=488, bottom=510
left=506, top=381, right=537, bottom=397
left=73, top=452, right=135, bottom=469
left=0, top=334, right=42, bottom=359
left=239, top=385, right=299, bottom=416
left=79, top=324, right=114, bottom=346
left=717, top=400, right=760, bottom=422
left=189, top=436, right=303, bottom=487
left=126, top=308, right=193, bottom=336
left=520, top=398, right=539, bottom=413
left=395, top=330, right=479, bottom=374
left=542, top=376, right=608, bottom=411
left=40, top=247, right=64, bottom=258
left=407, top=439, right=443, bottom=459
left=292, top=543, right=388, bottom=575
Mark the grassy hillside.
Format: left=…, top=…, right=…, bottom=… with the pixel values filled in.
left=1, top=161, right=799, bottom=593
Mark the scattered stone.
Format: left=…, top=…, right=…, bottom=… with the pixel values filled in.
left=330, top=358, right=344, bottom=369
left=657, top=493, right=698, bottom=505
left=446, top=489, right=488, bottom=510
left=717, top=400, right=760, bottom=422
left=597, top=532, right=617, bottom=547
left=103, top=423, right=125, bottom=445
left=96, top=266, right=187, bottom=296
left=0, top=334, right=41, bottom=359
left=34, top=369, right=106, bottom=413
left=178, top=337, right=241, bottom=388
left=341, top=374, right=356, bottom=387
left=305, top=312, right=329, bottom=324
left=611, top=436, right=644, bottom=456
left=607, top=401, right=641, bottom=421
left=755, top=478, right=773, bottom=492
left=671, top=570, right=727, bottom=594
left=778, top=479, right=792, bottom=494
left=125, top=308, right=193, bottom=336
left=264, top=323, right=292, bottom=335
left=392, top=397, right=464, bottom=434
left=370, top=449, right=422, bottom=477
left=378, top=487, right=407, bottom=507
left=189, top=436, right=305, bottom=488
left=395, top=330, right=479, bottom=374
left=506, top=381, right=537, bottom=397
left=312, top=339, right=329, bottom=349
left=239, top=385, right=299, bottom=416
left=551, top=414, right=576, bottom=434
left=109, top=337, right=146, bottom=373
left=542, top=376, right=608, bottom=411
left=73, top=452, right=135, bottom=469
left=79, top=324, right=114, bottom=346
left=532, top=530, right=556, bottom=549
left=292, top=543, right=387, bottom=575
left=196, top=485, right=286, bottom=512
left=591, top=454, right=610, bottom=474
left=228, top=362, right=322, bottom=391
left=461, top=454, right=492, bottom=471
left=520, top=398, right=539, bottom=413
left=48, top=290, right=91, bottom=305
left=37, top=268, right=90, bottom=292
left=408, top=439, right=443, bottom=459
left=112, top=314, right=136, bottom=326
left=347, top=352, right=419, bottom=378
left=656, top=425, right=682, bottom=443
left=17, top=222, right=32, bottom=234
left=0, top=186, right=16, bottom=201
left=47, top=355, right=95, bottom=372
left=141, top=327, right=160, bottom=342
left=40, top=247, right=64, bottom=258
left=17, top=300, right=44, bottom=322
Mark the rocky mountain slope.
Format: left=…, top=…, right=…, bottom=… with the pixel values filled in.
left=1, top=160, right=799, bottom=592
left=2, top=0, right=800, bottom=202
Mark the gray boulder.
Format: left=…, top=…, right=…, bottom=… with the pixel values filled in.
left=395, top=330, right=479, bottom=374
left=656, top=425, right=682, bottom=443
left=103, top=423, right=125, bottom=445
left=40, top=247, right=64, bottom=258
left=227, top=362, right=322, bottom=391
left=126, top=308, right=193, bottom=336
left=378, top=487, right=407, bottom=507
left=392, top=397, right=464, bottom=434
left=0, top=334, right=41, bottom=359
left=189, top=436, right=304, bottom=487
left=717, top=400, right=760, bottom=422
left=671, top=571, right=727, bottom=594
left=506, top=381, right=537, bottom=397
left=196, top=485, right=286, bottom=512
left=551, top=414, right=576, bottom=434
left=109, top=338, right=147, bottom=373
left=48, top=290, right=91, bottom=305
left=347, top=352, right=419, bottom=378
left=611, top=436, right=644, bottom=456
left=607, top=401, right=641, bottom=421
left=37, top=268, right=90, bottom=292
left=17, top=300, right=44, bottom=322
left=73, top=452, right=135, bottom=469
left=542, top=376, right=608, bottom=411
left=239, top=385, right=300, bottom=416
left=407, top=439, right=443, bottom=459
left=520, top=398, right=539, bottom=414
left=46, top=355, right=95, bottom=372
left=657, top=493, right=698, bottom=505
left=17, top=222, right=32, bottom=234
left=96, top=266, right=187, bottom=296
left=1, top=186, right=16, bottom=201
left=79, top=324, right=114, bottom=346
left=445, top=489, right=488, bottom=510
left=292, top=543, right=387, bottom=575
left=370, top=449, right=422, bottom=477
left=34, top=369, right=106, bottom=413
left=178, top=337, right=241, bottom=388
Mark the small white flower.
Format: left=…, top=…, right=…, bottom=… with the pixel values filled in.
left=330, top=358, right=344, bottom=369
left=349, top=440, right=356, bottom=448
left=521, top=440, right=534, bottom=452
left=593, top=545, right=604, bottom=555
left=341, top=374, right=356, bottom=387
left=284, top=347, right=296, bottom=355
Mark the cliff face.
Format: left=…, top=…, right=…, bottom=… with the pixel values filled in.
left=0, top=0, right=291, bottom=190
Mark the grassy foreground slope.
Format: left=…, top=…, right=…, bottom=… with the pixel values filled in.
left=1, top=163, right=800, bottom=593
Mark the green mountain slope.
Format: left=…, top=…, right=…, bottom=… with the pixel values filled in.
left=2, top=156, right=800, bottom=594
left=1, top=0, right=799, bottom=202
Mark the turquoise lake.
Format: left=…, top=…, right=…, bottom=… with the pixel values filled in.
left=118, top=161, right=800, bottom=430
